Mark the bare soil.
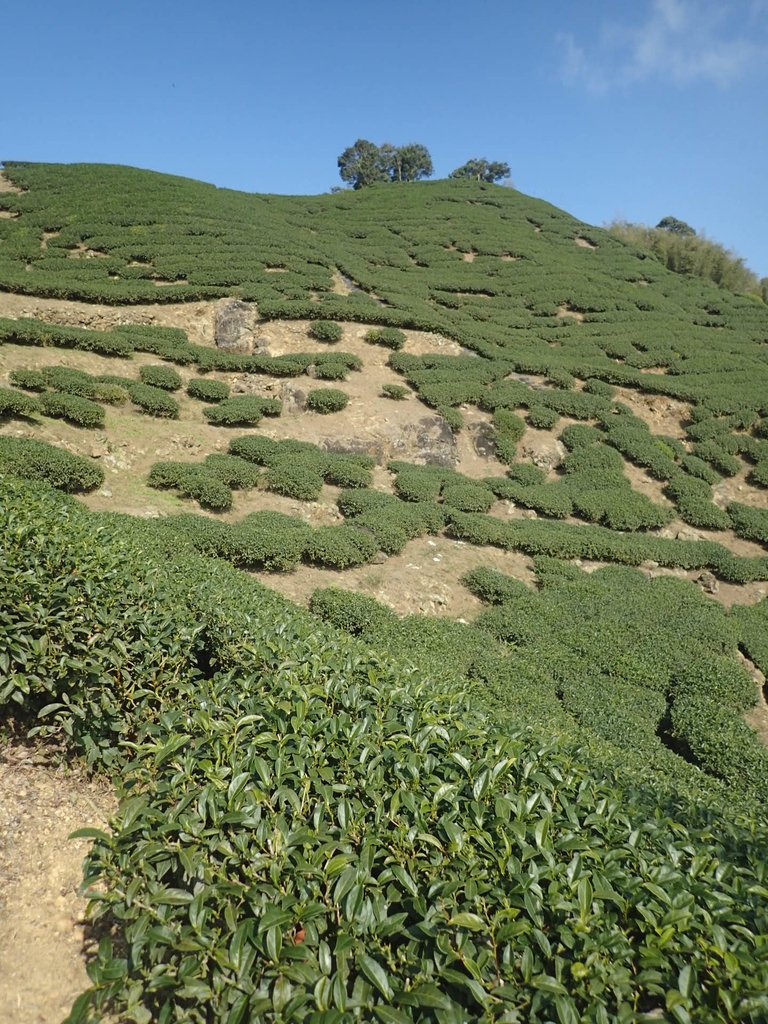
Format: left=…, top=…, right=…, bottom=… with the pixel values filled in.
left=0, top=745, right=115, bottom=1024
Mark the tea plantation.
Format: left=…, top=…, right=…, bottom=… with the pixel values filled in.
left=2, top=162, right=768, bottom=1023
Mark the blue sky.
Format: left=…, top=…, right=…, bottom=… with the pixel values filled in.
left=3, top=0, right=767, bottom=276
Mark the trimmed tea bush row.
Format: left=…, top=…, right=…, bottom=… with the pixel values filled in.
left=445, top=509, right=768, bottom=582
left=39, top=391, right=105, bottom=428
left=203, top=396, right=282, bottom=426
left=0, top=436, right=103, bottom=491
left=0, top=385, right=39, bottom=419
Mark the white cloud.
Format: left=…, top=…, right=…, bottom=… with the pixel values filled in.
left=559, top=0, right=768, bottom=91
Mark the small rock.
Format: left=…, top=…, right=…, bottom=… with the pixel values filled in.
left=521, top=509, right=538, bottom=519
left=213, top=298, right=256, bottom=353
left=280, top=382, right=307, bottom=413
left=372, top=551, right=388, bottom=564
left=697, top=571, right=719, bottom=594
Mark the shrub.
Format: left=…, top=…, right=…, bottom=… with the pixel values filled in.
left=0, top=386, right=39, bottom=419
left=203, top=396, right=282, bottom=426
left=462, top=566, right=532, bottom=604
left=728, top=502, right=768, bottom=545
left=441, top=481, right=495, bottom=513
left=94, top=383, right=129, bottom=405
left=227, top=512, right=312, bottom=571
left=308, top=319, right=342, bottom=343
left=303, top=525, right=378, bottom=568
left=381, top=383, right=409, bottom=399
left=8, top=368, right=47, bottom=391
left=310, top=587, right=398, bottom=634
left=681, top=454, right=721, bottom=485
left=527, top=405, right=560, bottom=430
left=202, top=453, right=262, bottom=489
left=0, top=436, right=103, bottom=491
left=561, top=424, right=603, bottom=450
left=266, top=460, right=325, bottom=501
left=312, top=360, right=349, bottom=380
left=364, top=327, right=406, bottom=350
left=583, top=378, right=615, bottom=398
left=42, top=365, right=99, bottom=399
left=147, top=462, right=233, bottom=511
left=138, top=364, right=182, bottom=391
left=126, top=382, right=180, bottom=418
left=323, top=456, right=372, bottom=488
left=39, top=391, right=105, bottom=428
left=664, top=472, right=731, bottom=530
left=186, top=377, right=230, bottom=402
left=306, top=387, right=349, bottom=414
left=692, top=440, right=741, bottom=478
left=493, top=408, right=526, bottom=464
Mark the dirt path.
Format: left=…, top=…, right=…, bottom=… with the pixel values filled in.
left=0, top=746, right=115, bottom=1024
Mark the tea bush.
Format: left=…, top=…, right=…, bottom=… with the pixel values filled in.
left=39, top=391, right=105, bottom=428
left=728, top=502, right=768, bottom=544
left=186, top=377, right=230, bottom=402
left=201, top=453, right=262, bottom=489
left=8, top=368, right=47, bottom=391
left=138, top=363, right=182, bottom=391
left=203, top=396, right=282, bottom=426
left=308, top=319, right=342, bottom=343
left=42, top=365, right=100, bottom=399
left=364, top=326, right=406, bottom=350
left=227, top=512, right=312, bottom=571
left=527, top=404, right=559, bottom=429
left=266, top=460, right=326, bottom=501
left=124, top=381, right=180, bottom=418
left=303, top=525, right=378, bottom=568
left=0, top=386, right=39, bottom=419
left=147, top=461, right=233, bottom=511
left=305, top=387, right=349, bottom=413
left=0, top=437, right=103, bottom=490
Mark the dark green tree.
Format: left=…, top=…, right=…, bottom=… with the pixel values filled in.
left=449, top=158, right=511, bottom=184
left=382, top=143, right=433, bottom=183
left=337, top=139, right=390, bottom=190
left=338, top=141, right=433, bottom=189
left=656, top=216, right=696, bottom=237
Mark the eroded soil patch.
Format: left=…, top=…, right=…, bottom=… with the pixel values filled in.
left=0, top=745, right=115, bottom=1024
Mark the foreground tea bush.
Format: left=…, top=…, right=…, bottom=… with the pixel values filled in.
left=3, top=479, right=768, bottom=1024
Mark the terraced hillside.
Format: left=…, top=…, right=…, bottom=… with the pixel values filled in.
left=2, top=163, right=768, bottom=1023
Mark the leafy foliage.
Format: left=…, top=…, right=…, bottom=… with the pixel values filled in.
left=305, top=388, right=349, bottom=414
left=4, top=479, right=768, bottom=1024
left=186, top=377, right=230, bottom=402
left=138, top=363, right=182, bottom=391
left=0, top=437, right=103, bottom=490
left=308, top=319, right=343, bottom=343
left=449, top=159, right=511, bottom=184
left=0, top=385, right=39, bottom=419
left=202, top=395, right=282, bottom=426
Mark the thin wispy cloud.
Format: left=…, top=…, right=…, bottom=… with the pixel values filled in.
left=559, top=0, right=768, bottom=91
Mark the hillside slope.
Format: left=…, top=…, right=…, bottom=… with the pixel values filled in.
left=2, top=164, right=768, bottom=1022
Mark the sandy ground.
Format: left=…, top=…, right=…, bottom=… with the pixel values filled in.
left=0, top=745, right=115, bottom=1024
